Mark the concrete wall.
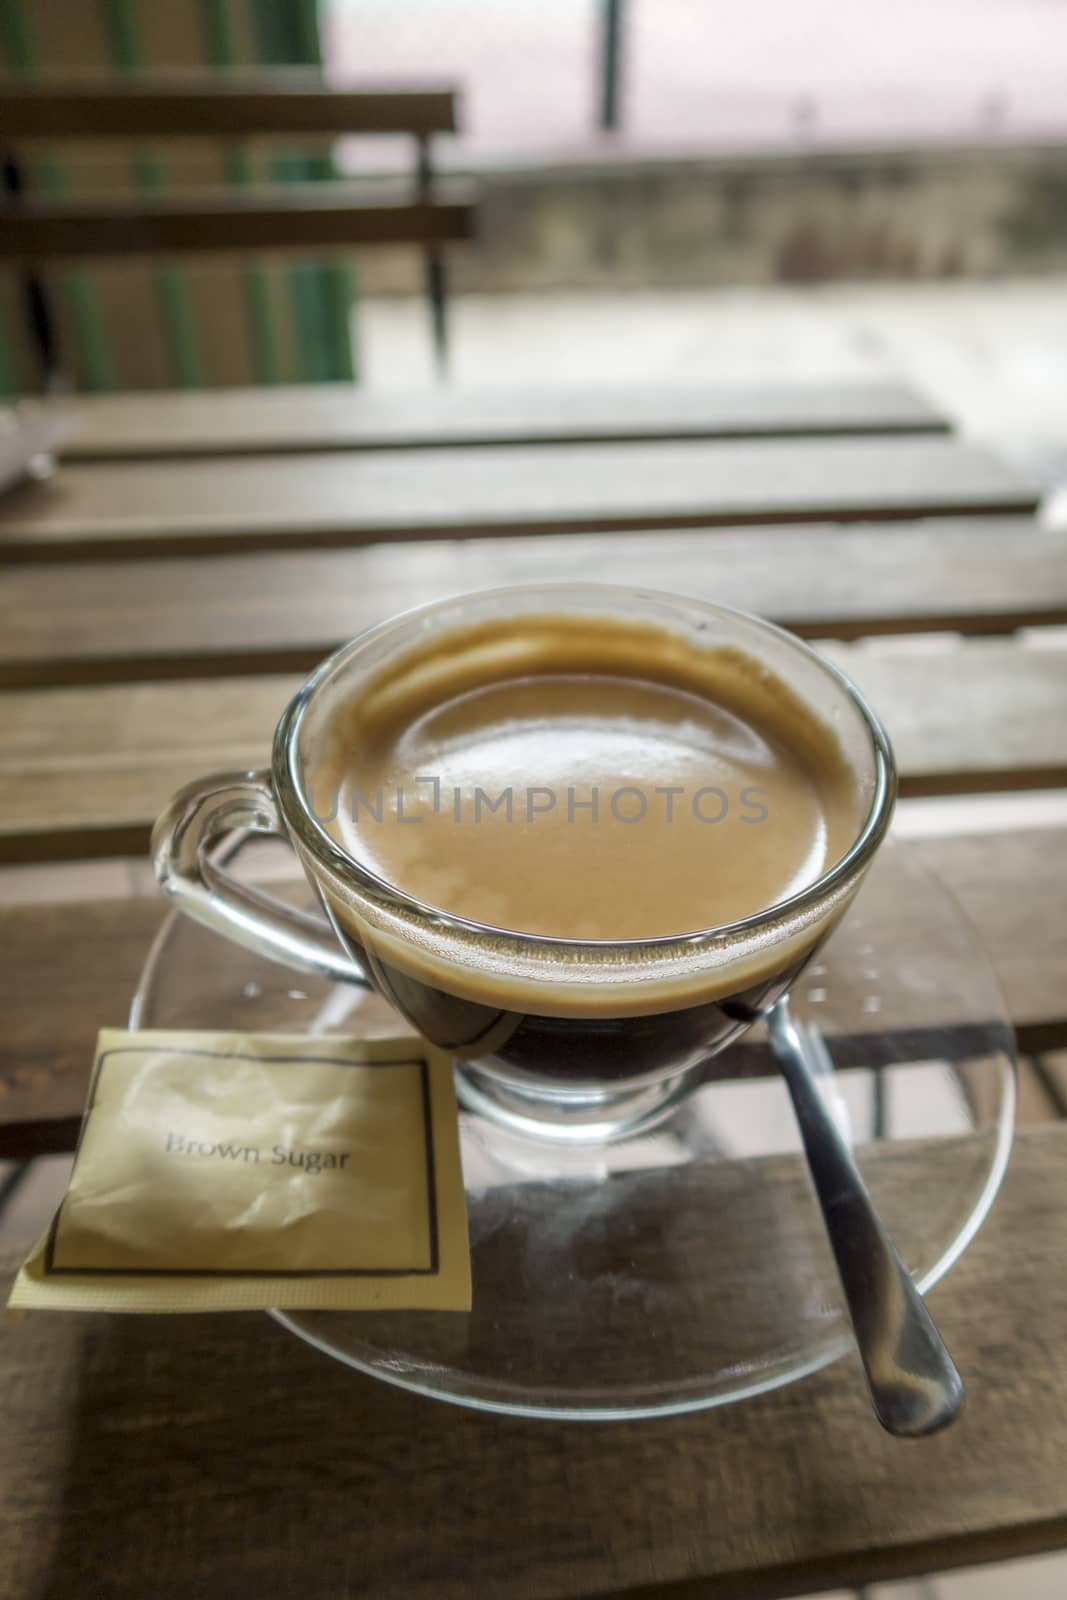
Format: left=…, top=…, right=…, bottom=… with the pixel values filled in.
left=363, top=142, right=1067, bottom=296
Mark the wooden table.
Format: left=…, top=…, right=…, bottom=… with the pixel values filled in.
left=1, top=380, right=1065, bottom=1599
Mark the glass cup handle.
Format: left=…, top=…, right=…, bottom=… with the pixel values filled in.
left=151, top=769, right=368, bottom=987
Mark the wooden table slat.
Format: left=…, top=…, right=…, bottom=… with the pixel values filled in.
left=3, top=80, right=461, bottom=139
left=0, top=437, right=1037, bottom=562
left=1, top=519, right=1063, bottom=689
left=1, top=185, right=477, bottom=262
left=3, top=1125, right=1067, bottom=1599
left=55, top=381, right=950, bottom=460
left=1033, top=1052, right=1067, bottom=1116
left=0, top=381, right=1060, bottom=1600
left=0, top=640, right=1063, bottom=862
left=1, top=825, right=1063, bottom=1157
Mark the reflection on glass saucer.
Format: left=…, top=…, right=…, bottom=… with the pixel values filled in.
left=134, top=838, right=1014, bottom=1420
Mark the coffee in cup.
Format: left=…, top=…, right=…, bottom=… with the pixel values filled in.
left=153, top=587, right=894, bottom=1135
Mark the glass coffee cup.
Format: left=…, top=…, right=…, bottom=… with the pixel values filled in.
left=153, top=585, right=895, bottom=1137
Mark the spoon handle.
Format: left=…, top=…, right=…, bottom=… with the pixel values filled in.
left=769, top=999, right=964, bottom=1438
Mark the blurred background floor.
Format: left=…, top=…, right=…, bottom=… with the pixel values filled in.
left=813, top=1549, right=1067, bottom=1598
left=358, top=275, right=1067, bottom=492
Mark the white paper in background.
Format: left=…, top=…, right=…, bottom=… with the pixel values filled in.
left=0, top=407, right=80, bottom=496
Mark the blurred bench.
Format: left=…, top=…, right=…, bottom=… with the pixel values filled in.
left=0, top=76, right=476, bottom=378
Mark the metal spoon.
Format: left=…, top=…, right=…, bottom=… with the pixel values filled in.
left=768, top=998, right=964, bottom=1437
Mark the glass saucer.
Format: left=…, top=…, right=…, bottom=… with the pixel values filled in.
left=132, top=838, right=1015, bottom=1421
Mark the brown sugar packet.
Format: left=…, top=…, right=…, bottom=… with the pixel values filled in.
left=9, top=1029, right=470, bottom=1313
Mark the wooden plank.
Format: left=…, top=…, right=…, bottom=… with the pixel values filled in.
left=2, top=825, right=1064, bottom=1159
left=909, top=830, right=1067, bottom=1060
left=0, top=674, right=291, bottom=862
left=1, top=80, right=458, bottom=138
left=3, top=1125, right=1067, bottom=1599
left=821, top=639, right=1067, bottom=797
left=0, top=895, right=165, bottom=1157
left=1016, top=1060, right=1062, bottom=1123
left=0, top=439, right=1038, bottom=562
left=1032, top=1052, right=1067, bottom=1117
left=0, top=639, right=1064, bottom=863
left=1, top=520, right=1063, bottom=689
left=0, top=187, right=477, bottom=262
left=59, top=382, right=950, bottom=459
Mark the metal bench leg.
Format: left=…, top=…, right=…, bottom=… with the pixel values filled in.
left=427, top=250, right=448, bottom=380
